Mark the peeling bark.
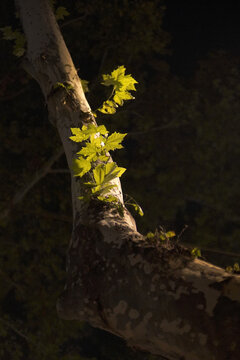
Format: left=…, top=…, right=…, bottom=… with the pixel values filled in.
left=16, top=1, right=240, bottom=359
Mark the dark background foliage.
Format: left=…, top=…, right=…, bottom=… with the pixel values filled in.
left=0, top=0, right=240, bottom=359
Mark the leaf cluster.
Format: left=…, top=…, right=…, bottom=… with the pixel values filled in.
left=124, top=194, right=144, bottom=217
left=191, top=247, right=201, bottom=258
left=55, top=6, right=70, bottom=21
left=0, top=26, right=26, bottom=57
left=97, top=66, right=138, bottom=114
left=53, top=79, right=88, bottom=94
left=70, top=66, right=143, bottom=216
left=146, top=228, right=176, bottom=242
left=226, top=262, right=240, bottom=274
left=70, top=124, right=126, bottom=204
left=0, top=4, right=69, bottom=58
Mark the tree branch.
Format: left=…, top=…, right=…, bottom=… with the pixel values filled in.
left=0, top=268, right=24, bottom=295
left=49, top=168, right=70, bottom=174
left=0, top=147, right=64, bottom=221
left=60, top=14, right=88, bottom=29
left=16, top=1, right=240, bottom=359
left=0, top=317, right=29, bottom=342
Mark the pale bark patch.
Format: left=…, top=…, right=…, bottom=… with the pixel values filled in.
left=113, top=300, right=128, bottom=315
left=197, top=333, right=207, bottom=346
left=160, top=318, right=191, bottom=335
left=223, top=277, right=240, bottom=302
left=181, top=268, right=221, bottom=315
left=128, top=309, right=140, bottom=319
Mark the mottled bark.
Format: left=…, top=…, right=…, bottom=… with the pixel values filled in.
left=17, top=1, right=240, bottom=360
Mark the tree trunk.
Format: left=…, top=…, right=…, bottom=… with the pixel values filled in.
left=16, top=1, right=240, bottom=359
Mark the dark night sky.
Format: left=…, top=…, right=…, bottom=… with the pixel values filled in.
left=164, top=0, right=240, bottom=75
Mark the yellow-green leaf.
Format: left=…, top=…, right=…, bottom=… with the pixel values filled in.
left=55, top=6, right=70, bottom=21
left=0, top=26, right=26, bottom=57
left=166, top=231, right=176, bottom=238
left=93, top=166, right=105, bottom=185
left=102, top=66, right=138, bottom=93
left=72, top=158, right=91, bottom=177
left=191, top=248, right=201, bottom=258
left=94, top=184, right=117, bottom=196
left=103, top=162, right=126, bottom=183
left=146, top=232, right=155, bottom=238
left=104, top=132, right=127, bottom=151
left=78, top=143, right=99, bottom=161
left=113, top=91, right=134, bottom=105
left=70, top=128, right=88, bottom=142
left=98, top=100, right=117, bottom=114
left=70, top=124, right=108, bottom=143
left=80, top=79, right=89, bottom=93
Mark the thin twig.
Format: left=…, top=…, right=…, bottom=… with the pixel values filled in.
left=0, top=86, right=30, bottom=102
left=29, top=209, right=72, bottom=223
left=128, top=121, right=182, bottom=137
left=201, top=247, right=240, bottom=259
left=182, top=242, right=240, bottom=259
left=0, top=317, right=29, bottom=342
left=0, top=268, right=24, bottom=295
left=0, top=317, right=49, bottom=356
left=0, top=147, right=64, bottom=221
left=186, top=198, right=240, bottom=224
left=49, top=168, right=70, bottom=174
left=60, top=14, right=87, bottom=29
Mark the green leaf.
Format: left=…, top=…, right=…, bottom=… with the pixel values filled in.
left=166, top=231, right=176, bottom=238
left=53, top=82, right=73, bottom=92
left=191, top=248, right=201, bottom=258
left=146, top=232, right=155, bottom=239
left=226, top=266, right=233, bottom=273
left=0, top=26, right=17, bottom=40
left=92, top=163, right=125, bottom=187
left=97, top=125, right=109, bottom=136
left=77, top=133, right=106, bottom=158
left=98, top=100, right=117, bottom=114
left=70, top=124, right=109, bottom=143
left=13, top=41, right=25, bottom=57
left=72, top=158, right=91, bottom=177
left=233, top=263, right=240, bottom=272
left=103, top=162, right=126, bottom=183
left=77, top=195, right=91, bottom=202
left=98, top=155, right=109, bottom=162
left=0, top=26, right=26, bottom=57
left=159, top=233, right=167, bottom=241
left=133, top=203, right=144, bottom=216
left=102, top=65, right=137, bottom=91
left=127, top=202, right=144, bottom=216
left=80, top=79, right=89, bottom=93
left=104, top=132, right=127, bottom=151
left=55, top=6, right=70, bottom=21
left=70, top=128, right=87, bottom=142
left=93, top=166, right=105, bottom=185
left=89, top=163, right=126, bottom=198
left=113, top=90, right=134, bottom=105
left=93, top=184, right=117, bottom=196
left=77, top=142, right=100, bottom=161
left=83, top=181, right=96, bottom=187
left=98, top=195, right=119, bottom=203
left=54, top=82, right=66, bottom=89
left=117, top=203, right=125, bottom=217
left=89, top=135, right=105, bottom=147
left=70, top=132, right=86, bottom=143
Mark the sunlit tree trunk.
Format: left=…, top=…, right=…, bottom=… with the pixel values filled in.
left=16, top=1, right=240, bottom=359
